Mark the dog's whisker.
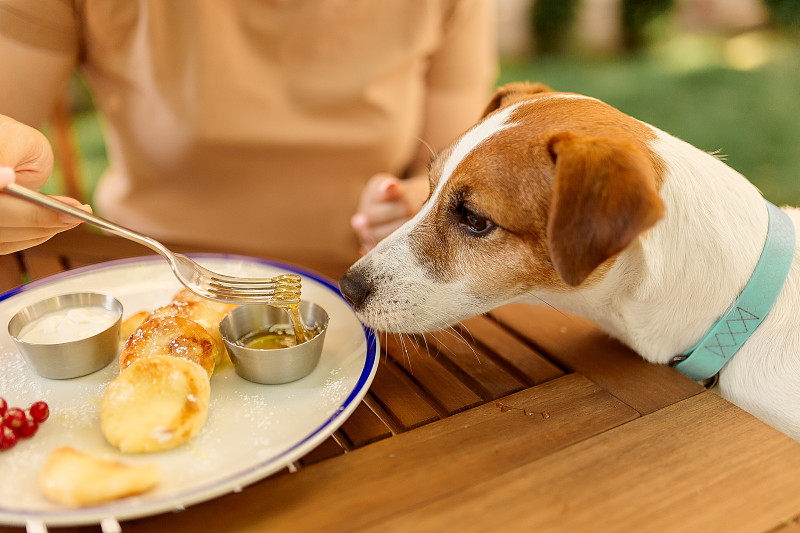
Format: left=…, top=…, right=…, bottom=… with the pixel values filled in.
left=419, top=332, right=432, bottom=361
left=525, top=293, right=573, bottom=321
left=416, top=136, right=436, bottom=159
left=398, top=332, right=413, bottom=375
left=382, top=330, right=391, bottom=364
left=454, top=323, right=482, bottom=364
left=413, top=320, right=471, bottom=362
left=459, top=322, right=477, bottom=344
left=440, top=324, right=482, bottom=364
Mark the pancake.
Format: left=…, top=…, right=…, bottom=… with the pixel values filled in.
left=100, top=355, right=211, bottom=453
left=40, top=447, right=159, bottom=506
left=119, top=310, right=149, bottom=342
left=148, top=300, right=228, bottom=364
left=119, top=316, right=217, bottom=377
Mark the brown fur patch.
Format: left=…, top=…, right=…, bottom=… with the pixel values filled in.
left=408, top=85, right=667, bottom=295
left=546, top=132, right=664, bottom=285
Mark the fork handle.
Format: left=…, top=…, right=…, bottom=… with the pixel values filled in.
left=3, top=183, right=171, bottom=257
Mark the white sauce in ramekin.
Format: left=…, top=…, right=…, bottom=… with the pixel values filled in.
left=17, top=306, right=118, bottom=344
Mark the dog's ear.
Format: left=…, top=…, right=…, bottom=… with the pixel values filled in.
left=545, top=132, right=665, bottom=287
left=482, top=82, right=553, bottom=118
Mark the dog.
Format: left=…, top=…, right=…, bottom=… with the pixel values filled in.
left=339, top=82, right=800, bottom=441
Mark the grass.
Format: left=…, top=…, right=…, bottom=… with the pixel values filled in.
left=44, top=30, right=800, bottom=207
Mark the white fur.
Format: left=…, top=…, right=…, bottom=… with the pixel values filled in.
left=532, top=127, right=800, bottom=439
left=421, top=102, right=522, bottom=218
left=350, top=104, right=522, bottom=333
left=348, top=114, right=800, bottom=441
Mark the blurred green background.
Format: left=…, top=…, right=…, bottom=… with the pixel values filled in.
left=43, top=0, right=799, bottom=206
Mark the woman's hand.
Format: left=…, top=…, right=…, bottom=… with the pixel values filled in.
left=351, top=172, right=429, bottom=254
left=0, top=115, right=91, bottom=254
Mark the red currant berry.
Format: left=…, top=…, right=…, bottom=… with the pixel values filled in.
left=3, top=408, right=25, bottom=431
left=28, top=401, right=49, bottom=423
left=0, top=425, right=17, bottom=450
left=0, top=397, right=7, bottom=417
left=15, top=417, right=38, bottom=439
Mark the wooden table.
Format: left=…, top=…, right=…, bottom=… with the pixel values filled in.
left=2, top=227, right=800, bottom=533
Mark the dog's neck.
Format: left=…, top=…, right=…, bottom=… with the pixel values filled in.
left=530, top=128, right=769, bottom=364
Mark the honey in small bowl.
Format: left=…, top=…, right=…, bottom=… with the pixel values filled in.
left=238, top=323, right=324, bottom=350
left=219, top=301, right=329, bottom=385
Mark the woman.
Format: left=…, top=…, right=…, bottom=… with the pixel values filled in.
left=0, top=1, right=497, bottom=272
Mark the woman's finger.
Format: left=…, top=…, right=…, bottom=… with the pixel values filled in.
left=0, top=231, right=69, bottom=255
left=0, top=117, right=54, bottom=190
left=0, top=194, right=90, bottom=228
left=352, top=215, right=409, bottom=253
left=361, top=199, right=408, bottom=226
left=0, top=166, right=15, bottom=188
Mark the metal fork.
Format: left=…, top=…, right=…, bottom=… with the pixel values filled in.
left=3, top=183, right=301, bottom=305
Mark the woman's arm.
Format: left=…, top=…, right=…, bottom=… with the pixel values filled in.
left=351, top=0, right=498, bottom=252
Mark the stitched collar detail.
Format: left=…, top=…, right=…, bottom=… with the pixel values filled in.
left=673, top=200, right=796, bottom=382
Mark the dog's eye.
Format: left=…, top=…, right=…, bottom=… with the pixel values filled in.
left=456, top=203, right=494, bottom=235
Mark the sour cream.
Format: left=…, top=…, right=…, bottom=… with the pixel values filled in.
left=17, top=306, right=119, bottom=344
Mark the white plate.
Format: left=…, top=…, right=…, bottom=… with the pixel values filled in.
left=0, top=254, right=378, bottom=527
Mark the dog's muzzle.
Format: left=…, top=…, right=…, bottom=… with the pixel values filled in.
left=338, top=269, right=371, bottom=309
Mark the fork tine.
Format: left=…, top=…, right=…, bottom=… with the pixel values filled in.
left=208, top=281, right=277, bottom=291
left=208, top=276, right=300, bottom=292
left=209, top=276, right=277, bottom=286
left=208, top=286, right=275, bottom=296
left=209, top=273, right=300, bottom=284
left=206, top=273, right=301, bottom=304
left=210, top=279, right=277, bottom=287
left=205, top=289, right=301, bottom=304
left=203, top=293, right=301, bottom=305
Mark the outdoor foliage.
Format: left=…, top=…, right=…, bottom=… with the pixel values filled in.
left=763, top=0, right=800, bottom=33
left=531, top=0, right=580, bottom=54
left=620, top=0, right=675, bottom=51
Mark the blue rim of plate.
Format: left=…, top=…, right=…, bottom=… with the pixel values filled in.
left=0, top=253, right=379, bottom=526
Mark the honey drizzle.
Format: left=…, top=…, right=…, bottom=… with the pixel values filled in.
left=273, top=302, right=308, bottom=345
left=270, top=274, right=306, bottom=345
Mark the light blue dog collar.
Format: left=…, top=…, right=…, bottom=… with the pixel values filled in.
left=672, top=200, right=795, bottom=382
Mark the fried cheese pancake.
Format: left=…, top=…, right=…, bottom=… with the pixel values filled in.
left=171, top=288, right=236, bottom=316
left=119, top=310, right=150, bottom=342
left=101, top=355, right=211, bottom=453
left=40, top=447, right=159, bottom=506
left=148, top=299, right=228, bottom=364
left=119, top=316, right=217, bottom=377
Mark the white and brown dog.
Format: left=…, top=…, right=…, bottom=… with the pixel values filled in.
left=339, top=82, right=800, bottom=441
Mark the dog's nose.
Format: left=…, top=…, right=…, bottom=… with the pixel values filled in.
left=338, top=269, right=371, bottom=309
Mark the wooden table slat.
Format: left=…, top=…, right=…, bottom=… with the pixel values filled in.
left=490, top=304, right=704, bottom=414
left=297, top=435, right=346, bottom=466
left=370, top=392, right=800, bottom=533
left=424, top=329, right=526, bottom=399
left=64, top=255, right=110, bottom=270
left=337, top=400, right=393, bottom=448
left=20, top=251, right=66, bottom=282
left=457, top=315, right=565, bottom=386
left=367, top=360, right=441, bottom=431
left=0, top=254, right=24, bottom=294
left=382, top=334, right=483, bottom=415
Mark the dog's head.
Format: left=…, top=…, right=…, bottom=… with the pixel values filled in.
left=340, top=82, right=665, bottom=333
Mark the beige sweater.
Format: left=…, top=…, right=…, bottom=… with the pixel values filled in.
left=0, top=0, right=496, bottom=270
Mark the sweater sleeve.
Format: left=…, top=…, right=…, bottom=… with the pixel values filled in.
left=0, top=0, right=79, bottom=126
left=413, top=0, right=498, bottom=169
